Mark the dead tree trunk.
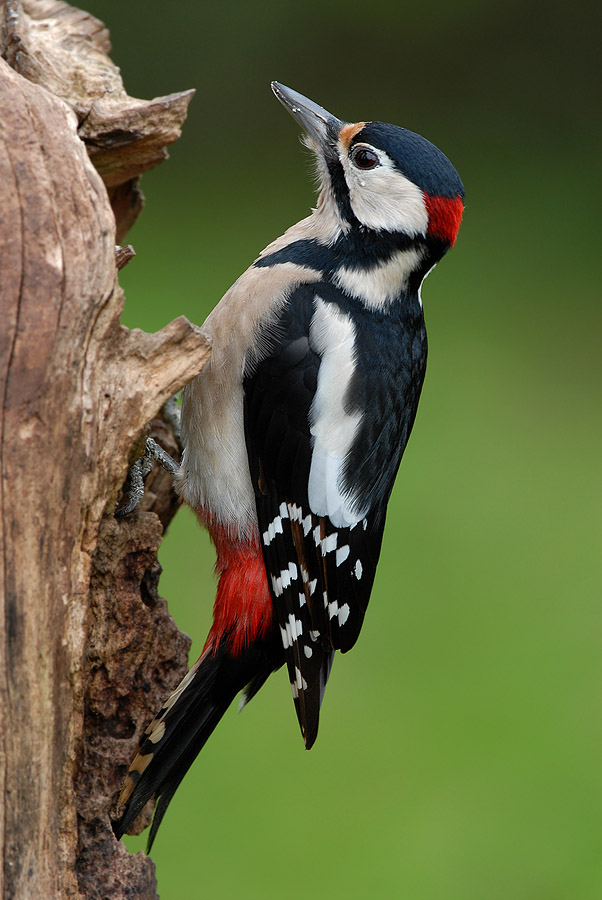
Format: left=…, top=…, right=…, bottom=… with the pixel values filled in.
left=0, top=2, right=209, bottom=897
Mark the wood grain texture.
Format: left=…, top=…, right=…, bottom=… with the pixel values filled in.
left=1, top=0, right=195, bottom=239
left=0, top=3, right=208, bottom=897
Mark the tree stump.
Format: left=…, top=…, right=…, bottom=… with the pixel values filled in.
left=0, top=2, right=209, bottom=897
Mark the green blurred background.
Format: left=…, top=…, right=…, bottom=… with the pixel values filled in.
left=91, top=0, right=600, bottom=896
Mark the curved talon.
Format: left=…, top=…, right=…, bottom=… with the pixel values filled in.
left=145, top=437, right=178, bottom=476
left=115, top=439, right=179, bottom=518
left=115, top=457, right=147, bottom=518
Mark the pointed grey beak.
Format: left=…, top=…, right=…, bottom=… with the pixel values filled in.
left=271, top=82, right=343, bottom=146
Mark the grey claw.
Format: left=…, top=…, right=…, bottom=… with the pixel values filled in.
left=145, top=437, right=178, bottom=475
left=116, top=437, right=179, bottom=518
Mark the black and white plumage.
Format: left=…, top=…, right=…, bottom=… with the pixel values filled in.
left=243, top=277, right=426, bottom=745
left=114, top=82, right=464, bottom=846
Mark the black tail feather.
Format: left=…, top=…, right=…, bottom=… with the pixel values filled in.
left=146, top=702, right=226, bottom=849
left=113, top=637, right=282, bottom=850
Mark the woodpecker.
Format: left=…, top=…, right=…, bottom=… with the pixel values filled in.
left=113, top=82, right=464, bottom=848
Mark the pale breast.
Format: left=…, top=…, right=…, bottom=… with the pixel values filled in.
left=176, top=258, right=322, bottom=541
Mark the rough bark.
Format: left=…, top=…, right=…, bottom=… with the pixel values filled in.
left=0, top=2, right=208, bottom=897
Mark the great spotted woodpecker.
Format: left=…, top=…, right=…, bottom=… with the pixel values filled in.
left=113, top=82, right=464, bottom=848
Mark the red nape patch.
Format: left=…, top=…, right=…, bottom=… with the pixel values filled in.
left=424, top=193, right=464, bottom=246
left=202, top=517, right=273, bottom=657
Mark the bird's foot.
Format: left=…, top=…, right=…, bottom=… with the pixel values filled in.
left=116, top=435, right=179, bottom=518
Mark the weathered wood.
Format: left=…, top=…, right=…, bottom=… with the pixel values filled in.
left=0, top=3, right=208, bottom=897
left=1, top=0, right=195, bottom=239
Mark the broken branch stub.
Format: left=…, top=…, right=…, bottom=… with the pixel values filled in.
left=0, top=0, right=195, bottom=239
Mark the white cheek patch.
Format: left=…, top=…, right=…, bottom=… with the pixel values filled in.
left=339, top=144, right=429, bottom=236
left=308, top=298, right=366, bottom=528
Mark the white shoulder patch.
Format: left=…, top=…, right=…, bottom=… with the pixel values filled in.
left=308, top=298, right=366, bottom=528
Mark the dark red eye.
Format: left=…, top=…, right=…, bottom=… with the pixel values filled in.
left=351, top=146, right=380, bottom=170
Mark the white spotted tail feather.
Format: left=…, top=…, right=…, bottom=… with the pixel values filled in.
left=114, top=641, right=281, bottom=849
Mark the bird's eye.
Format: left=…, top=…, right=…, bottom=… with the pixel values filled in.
left=350, top=146, right=380, bottom=170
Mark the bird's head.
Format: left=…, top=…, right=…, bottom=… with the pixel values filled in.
left=272, top=82, right=464, bottom=257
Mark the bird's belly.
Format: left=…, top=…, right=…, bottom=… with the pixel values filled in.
left=176, top=370, right=258, bottom=542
